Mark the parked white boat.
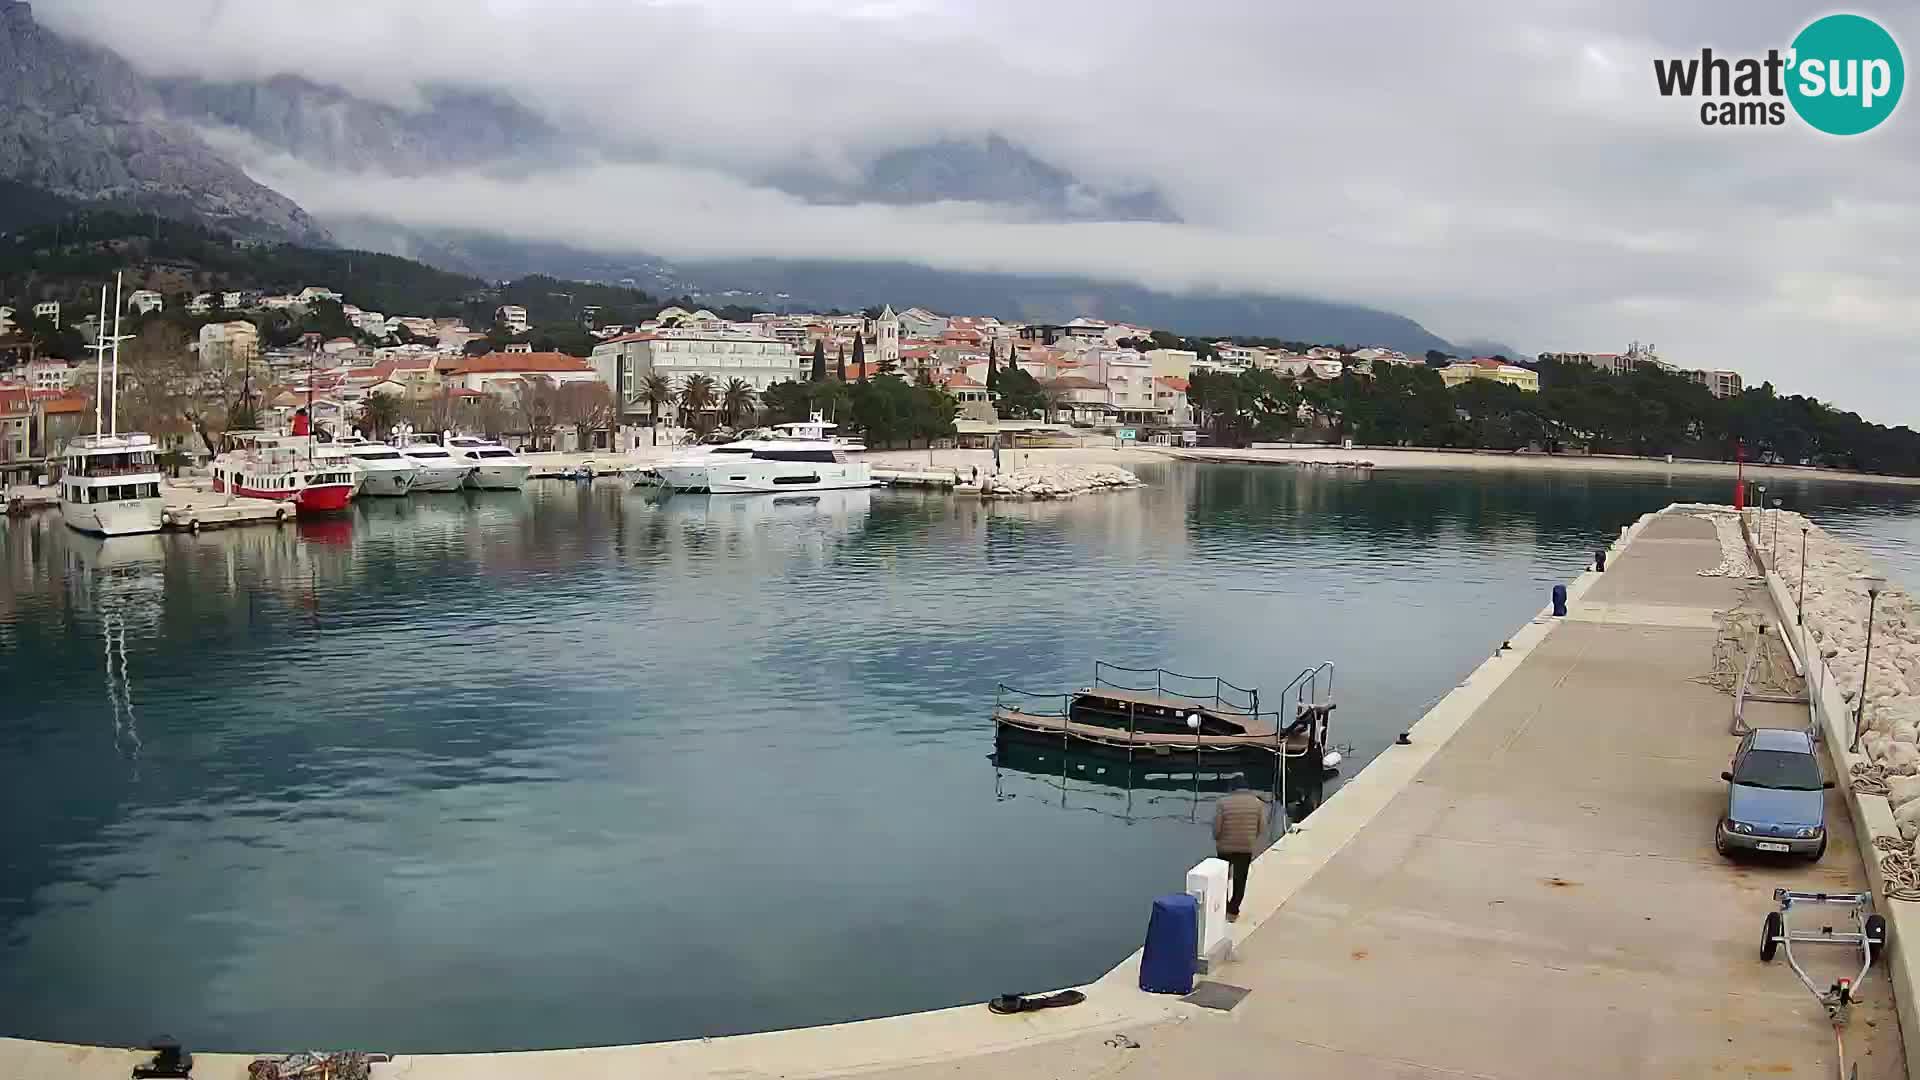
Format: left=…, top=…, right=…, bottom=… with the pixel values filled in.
left=335, top=437, right=420, bottom=496
left=60, top=278, right=163, bottom=537
left=659, top=414, right=871, bottom=494
left=61, top=433, right=164, bottom=536
left=396, top=440, right=475, bottom=492
left=446, top=436, right=532, bottom=491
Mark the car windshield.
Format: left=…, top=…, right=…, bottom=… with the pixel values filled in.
left=1735, top=748, right=1823, bottom=790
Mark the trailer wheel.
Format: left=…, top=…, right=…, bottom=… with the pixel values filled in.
left=1866, top=914, right=1888, bottom=949
left=1761, top=911, right=1783, bottom=962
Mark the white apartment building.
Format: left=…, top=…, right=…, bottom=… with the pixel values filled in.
left=198, top=321, right=261, bottom=371
left=496, top=305, right=530, bottom=334
left=188, top=294, right=212, bottom=314
left=0, top=306, right=13, bottom=333
left=126, top=290, right=163, bottom=316
left=1079, top=349, right=1156, bottom=415
left=297, top=287, right=343, bottom=305
left=22, top=358, right=78, bottom=391
left=32, top=301, right=59, bottom=324
left=591, top=331, right=802, bottom=409
left=1212, top=343, right=1257, bottom=367
left=1144, top=348, right=1196, bottom=379
left=896, top=307, right=947, bottom=338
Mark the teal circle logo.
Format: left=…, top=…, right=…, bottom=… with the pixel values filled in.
left=1787, top=14, right=1904, bottom=135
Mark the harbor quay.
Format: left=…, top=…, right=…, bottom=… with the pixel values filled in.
left=4, top=503, right=1910, bottom=1078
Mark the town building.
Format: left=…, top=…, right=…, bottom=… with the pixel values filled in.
left=1538, top=343, right=1658, bottom=377
left=126, top=290, right=163, bottom=316
left=590, top=330, right=801, bottom=412
left=1144, top=348, right=1196, bottom=380
left=198, top=321, right=261, bottom=371
left=495, top=305, right=530, bottom=334
left=895, top=307, right=947, bottom=338
left=21, top=358, right=77, bottom=392
left=0, top=307, right=13, bottom=334
left=436, top=352, right=599, bottom=396
left=875, top=305, right=901, bottom=367
left=1153, top=376, right=1192, bottom=426
left=1439, top=357, right=1540, bottom=392
left=31, top=301, right=58, bottom=325
left=1689, top=368, right=1743, bottom=399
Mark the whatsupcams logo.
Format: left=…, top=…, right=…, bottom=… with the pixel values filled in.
left=1654, top=13, right=1904, bottom=133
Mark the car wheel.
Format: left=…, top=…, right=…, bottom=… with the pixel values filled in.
left=1761, top=911, right=1783, bottom=962
left=1715, top=830, right=1731, bottom=858
left=1812, top=834, right=1828, bottom=861
left=1866, top=914, right=1888, bottom=949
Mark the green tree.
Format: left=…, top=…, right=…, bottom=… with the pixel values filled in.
left=678, top=372, right=717, bottom=430
left=360, top=391, right=404, bottom=440
left=639, top=372, right=675, bottom=443
left=986, top=341, right=999, bottom=390
left=994, top=367, right=1047, bottom=419
left=811, top=340, right=827, bottom=382
left=853, top=335, right=866, bottom=384
left=835, top=344, right=847, bottom=383
left=760, top=379, right=813, bottom=425
left=720, top=377, right=757, bottom=428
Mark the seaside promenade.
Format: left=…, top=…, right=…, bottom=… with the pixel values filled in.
left=2, top=510, right=1905, bottom=1079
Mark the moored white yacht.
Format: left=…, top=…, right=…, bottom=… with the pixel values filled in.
left=660, top=414, right=871, bottom=494
left=334, top=437, right=419, bottom=496
left=396, top=438, right=474, bottom=492
left=60, top=278, right=164, bottom=537
left=445, top=435, right=532, bottom=490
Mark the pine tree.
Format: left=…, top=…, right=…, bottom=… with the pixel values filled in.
left=811, top=339, right=827, bottom=382
left=836, top=344, right=847, bottom=382
left=853, top=335, right=867, bottom=384
left=986, top=341, right=999, bottom=391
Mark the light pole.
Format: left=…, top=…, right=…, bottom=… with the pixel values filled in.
left=1186, top=713, right=1202, bottom=821
left=1755, top=484, right=1767, bottom=552
left=1770, top=498, right=1782, bottom=565
left=1797, top=527, right=1809, bottom=626
left=1852, top=573, right=1887, bottom=752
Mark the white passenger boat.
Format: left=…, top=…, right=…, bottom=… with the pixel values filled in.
left=60, top=279, right=164, bottom=536
left=658, top=414, right=871, bottom=494
left=445, top=436, right=532, bottom=490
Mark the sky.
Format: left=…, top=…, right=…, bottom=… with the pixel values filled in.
left=39, top=0, right=1920, bottom=424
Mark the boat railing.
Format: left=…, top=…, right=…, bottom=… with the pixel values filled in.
left=995, top=683, right=1071, bottom=717
left=1092, top=661, right=1259, bottom=715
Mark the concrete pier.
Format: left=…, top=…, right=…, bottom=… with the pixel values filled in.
left=2, top=509, right=1905, bottom=1079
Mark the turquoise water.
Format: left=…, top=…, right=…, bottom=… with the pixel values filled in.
left=2, top=463, right=1916, bottom=1052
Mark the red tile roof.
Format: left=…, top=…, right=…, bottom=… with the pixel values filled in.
left=42, top=393, right=87, bottom=414
left=1047, top=376, right=1104, bottom=390
left=1155, top=376, right=1190, bottom=391
left=443, top=352, right=592, bottom=375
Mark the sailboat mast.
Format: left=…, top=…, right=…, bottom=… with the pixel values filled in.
left=92, top=286, right=107, bottom=435
left=109, top=272, right=123, bottom=436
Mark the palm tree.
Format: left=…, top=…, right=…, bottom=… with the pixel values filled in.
left=678, top=373, right=717, bottom=432
left=640, top=372, right=674, bottom=444
left=720, top=378, right=757, bottom=429
left=360, top=391, right=404, bottom=441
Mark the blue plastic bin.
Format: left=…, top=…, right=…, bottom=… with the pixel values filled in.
left=1139, top=893, right=1198, bottom=994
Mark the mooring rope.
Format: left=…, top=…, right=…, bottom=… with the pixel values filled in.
left=1872, top=835, right=1920, bottom=902
left=1852, top=762, right=1892, bottom=796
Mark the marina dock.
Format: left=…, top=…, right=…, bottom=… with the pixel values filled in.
left=160, top=482, right=288, bottom=530
left=3, top=508, right=1909, bottom=1079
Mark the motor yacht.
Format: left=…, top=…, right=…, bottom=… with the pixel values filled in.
left=396, top=438, right=475, bottom=492
left=659, top=414, right=871, bottom=494
left=334, top=436, right=419, bottom=496
left=445, top=436, right=532, bottom=490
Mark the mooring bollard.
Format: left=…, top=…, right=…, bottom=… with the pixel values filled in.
left=1593, top=549, right=1606, bottom=572
left=1552, top=583, right=1568, bottom=617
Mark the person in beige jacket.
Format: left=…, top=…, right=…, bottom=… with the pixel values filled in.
left=1212, top=787, right=1267, bottom=920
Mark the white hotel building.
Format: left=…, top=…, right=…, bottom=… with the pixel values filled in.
left=590, top=330, right=802, bottom=408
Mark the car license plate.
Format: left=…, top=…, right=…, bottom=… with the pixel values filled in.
left=1757, top=842, right=1791, bottom=853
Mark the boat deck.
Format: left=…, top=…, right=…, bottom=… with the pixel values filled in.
left=992, top=706, right=1307, bottom=753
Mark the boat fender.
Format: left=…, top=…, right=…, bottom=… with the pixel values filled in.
left=190, top=519, right=200, bottom=534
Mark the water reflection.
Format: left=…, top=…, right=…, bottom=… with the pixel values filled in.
left=991, top=732, right=1327, bottom=828
left=4, top=464, right=1920, bottom=1052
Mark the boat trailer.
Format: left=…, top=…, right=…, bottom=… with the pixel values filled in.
left=1760, top=888, right=1887, bottom=1079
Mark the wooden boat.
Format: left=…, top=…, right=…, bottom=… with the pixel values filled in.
left=991, top=662, right=1334, bottom=758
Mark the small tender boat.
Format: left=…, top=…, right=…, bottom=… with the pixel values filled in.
left=992, top=661, right=1335, bottom=759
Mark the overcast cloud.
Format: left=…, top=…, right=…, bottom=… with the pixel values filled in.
left=39, top=0, right=1920, bottom=423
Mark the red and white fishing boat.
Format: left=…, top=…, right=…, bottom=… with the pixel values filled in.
left=210, top=430, right=358, bottom=514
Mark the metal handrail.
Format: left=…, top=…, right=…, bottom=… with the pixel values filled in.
left=995, top=684, right=1071, bottom=717
left=1091, top=661, right=1258, bottom=713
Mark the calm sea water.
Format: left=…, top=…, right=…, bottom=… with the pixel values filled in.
left=3, top=463, right=1918, bottom=1053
